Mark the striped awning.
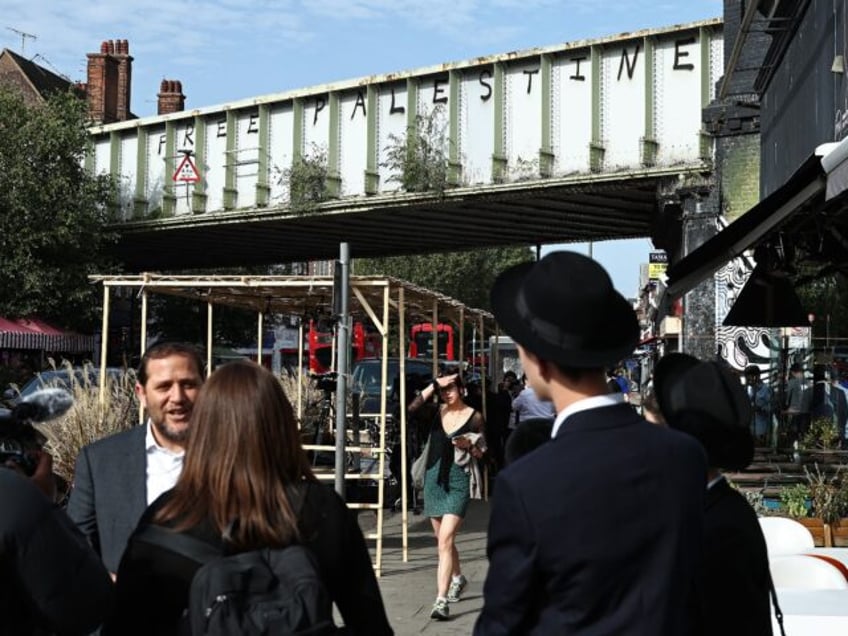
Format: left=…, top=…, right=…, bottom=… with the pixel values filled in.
left=0, top=317, right=94, bottom=352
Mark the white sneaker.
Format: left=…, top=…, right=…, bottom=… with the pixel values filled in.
left=430, top=597, right=450, bottom=620
left=447, top=574, right=467, bottom=602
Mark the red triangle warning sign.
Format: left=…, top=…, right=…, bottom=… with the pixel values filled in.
left=173, top=154, right=201, bottom=183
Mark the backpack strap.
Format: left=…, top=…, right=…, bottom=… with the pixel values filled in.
left=134, top=523, right=222, bottom=566
left=768, top=570, right=786, bottom=636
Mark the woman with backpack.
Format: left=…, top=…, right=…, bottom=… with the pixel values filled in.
left=104, top=359, right=393, bottom=636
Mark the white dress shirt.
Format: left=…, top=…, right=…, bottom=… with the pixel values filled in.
left=550, top=393, right=625, bottom=438
left=144, top=421, right=185, bottom=505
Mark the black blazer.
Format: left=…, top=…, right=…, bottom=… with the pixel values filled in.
left=474, top=403, right=707, bottom=635
left=104, top=481, right=393, bottom=636
left=703, top=477, right=773, bottom=635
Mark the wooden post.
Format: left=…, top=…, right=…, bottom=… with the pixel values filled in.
left=99, top=285, right=110, bottom=405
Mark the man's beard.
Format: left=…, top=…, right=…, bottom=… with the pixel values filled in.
left=153, top=418, right=190, bottom=445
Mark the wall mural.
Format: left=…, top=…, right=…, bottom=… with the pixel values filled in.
left=714, top=247, right=811, bottom=382
left=714, top=252, right=776, bottom=375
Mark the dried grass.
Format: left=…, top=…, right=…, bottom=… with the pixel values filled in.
left=277, top=371, right=323, bottom=427
left=33, top=360, right=138, bottom=485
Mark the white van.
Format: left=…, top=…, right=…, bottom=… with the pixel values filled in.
left=489, top=335, right=522, bottom=380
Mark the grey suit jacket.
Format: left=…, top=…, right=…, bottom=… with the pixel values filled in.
left=67, top=424, right=148, bottom=574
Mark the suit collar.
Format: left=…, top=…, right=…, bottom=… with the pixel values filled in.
left=553, top=402, right=638, bottom=438
left=706, top=475, right=731, bottom=509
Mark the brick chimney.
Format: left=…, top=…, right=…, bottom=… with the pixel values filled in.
left=157, top=79, right=186, bottom=115
left=113, top=39, right=133, bottom=121
left=86, top=40, right=120, bottom=123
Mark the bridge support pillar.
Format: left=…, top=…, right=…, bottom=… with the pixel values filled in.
left=679, top=193, right=720, bottom=360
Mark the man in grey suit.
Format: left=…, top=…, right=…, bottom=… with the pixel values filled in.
left=475, top=252, right=706, bottom=635
left=67, top=342, right=205, bottom=576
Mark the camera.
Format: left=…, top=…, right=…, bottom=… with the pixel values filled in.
left=0, top=389, right=73, bottom=476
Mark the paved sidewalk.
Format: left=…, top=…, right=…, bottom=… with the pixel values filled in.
left=359, top=499, right=491, bottom=635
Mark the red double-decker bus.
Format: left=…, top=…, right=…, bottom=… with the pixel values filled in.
left=408, top=323, right=456, bottom=361
left=308, top=320, right=381, bottom=373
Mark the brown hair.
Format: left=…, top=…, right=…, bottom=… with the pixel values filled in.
left=137, top=341, right=205, bottom=386
left=154, top=360, right=315, bottom=549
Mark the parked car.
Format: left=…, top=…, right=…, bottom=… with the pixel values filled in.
left=351, top=357, right=434, bottom=417
left=3, top=367, right=127, bottom=407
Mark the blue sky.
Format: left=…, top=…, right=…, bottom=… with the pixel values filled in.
left=2, top=0, right=721, bottom=296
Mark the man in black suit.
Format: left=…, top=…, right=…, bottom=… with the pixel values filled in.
left=474, top=251, right=707, bottom=635
left=654, top=353, right=774, bottom=636
left=67, top=342, right=205, bottom=576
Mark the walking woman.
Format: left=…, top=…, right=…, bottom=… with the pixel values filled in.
left=410, top=373, right=485, bottom=621
left=105, top=360, right=393, bottom=635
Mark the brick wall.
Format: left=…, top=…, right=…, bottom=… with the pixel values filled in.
left=718, top=133, right=761, bottom=222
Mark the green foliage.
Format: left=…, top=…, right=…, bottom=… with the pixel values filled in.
left=148, top=266, right=272, bottom=346
left=0, top=87, right=118, bottom=331
left=727, top=477, right=771, bottom=516
left=779, top=483, right=811, bottom=518
left=383, top=106, right=450, bottom=195
left=795, top=271, right=848, bottom=342
left=802, top=416, right=841, bottom=451
left=353, top=246, right=535, bottom=312
left=806, top=464, right=848, bottom=524
left=277, top=143, right=330, bottom=215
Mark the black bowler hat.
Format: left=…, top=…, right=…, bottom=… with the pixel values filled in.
left=654, top=353, right=754, bottom=470
left=490, top=251, right=639, bottom=368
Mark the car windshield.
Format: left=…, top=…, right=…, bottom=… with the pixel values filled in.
left=19, top=370, right=81, bottom=398
left=352, top=359, right=433, bottom=396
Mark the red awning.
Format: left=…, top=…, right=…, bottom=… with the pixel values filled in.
left=14, top=318, right=64, bottom=334
left=0, top=317, right=94, bottom=352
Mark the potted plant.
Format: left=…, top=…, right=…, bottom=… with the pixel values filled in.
left=805, top=464, right=848, bottom=546
left=801, top=416, right=842, bottom=462
left=778, top=482, right=825, bottom=546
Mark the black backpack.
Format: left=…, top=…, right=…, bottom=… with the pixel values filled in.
left=136, top=524, right=338, bottom=636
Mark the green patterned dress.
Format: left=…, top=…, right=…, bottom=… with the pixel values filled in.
left=422, top=413, right=477, bottom=518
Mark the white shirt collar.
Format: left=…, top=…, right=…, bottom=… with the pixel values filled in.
left=550, top=393, right=625, bottom=438
left=144, top=420, right=185, bottom=505
left=707, top=474, right=725, bottom=490
left=144, top=419, right=184, bottom=456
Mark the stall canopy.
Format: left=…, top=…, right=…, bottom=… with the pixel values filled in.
left=665, top=137, right=848, bottom=298
left=0, top=316, right=95, bottom=352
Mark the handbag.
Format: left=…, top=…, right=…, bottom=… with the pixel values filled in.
left=411, top=434, right=430, bottom=490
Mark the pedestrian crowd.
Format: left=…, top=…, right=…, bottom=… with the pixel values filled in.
left=1, top=250, right=783, bottom=635
left=707, top=360, right=848, bottom=449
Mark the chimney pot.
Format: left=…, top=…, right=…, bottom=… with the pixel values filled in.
left=157, top=78, right=186, bottom=115
left=100, top=41, right=109, bottom=53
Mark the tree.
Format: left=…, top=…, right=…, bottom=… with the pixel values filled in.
left=352, top=246, right=535, bottom=312
left=0, top=87, right=117, bottom=331
left=795, top=271, right=848, bottom=345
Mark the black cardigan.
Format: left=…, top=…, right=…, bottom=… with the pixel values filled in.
left=104, top=481, right=393, bottom=636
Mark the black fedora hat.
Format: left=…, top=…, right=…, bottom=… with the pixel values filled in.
left=490, top=251, right=639, bottom=368
left=654, top=353, right=754, bottom=470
